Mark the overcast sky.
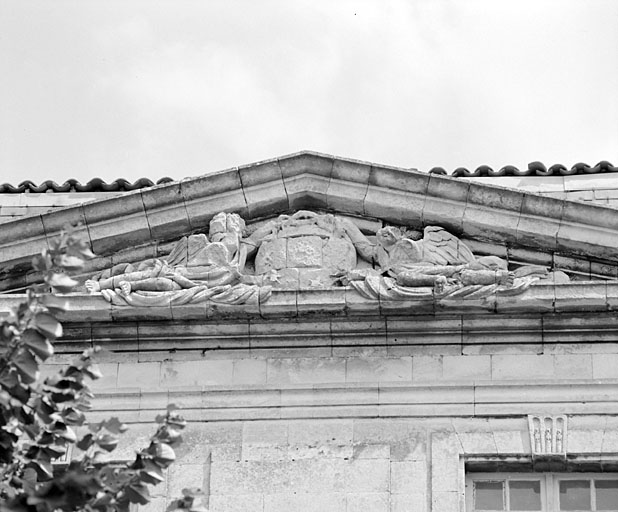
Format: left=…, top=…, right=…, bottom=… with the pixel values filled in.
left=1, top=0, right=617, bottom=185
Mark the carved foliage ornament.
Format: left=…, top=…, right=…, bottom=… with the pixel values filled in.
left=84, top=210, right=564, bottom=306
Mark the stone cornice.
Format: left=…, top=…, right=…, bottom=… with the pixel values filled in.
left=86, top=380, right=618, bottom=423
left=3, top=151, right=618, bottom=281
left=2, top=284, right=618, bottom=351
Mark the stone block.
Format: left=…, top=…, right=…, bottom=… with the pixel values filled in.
left=0, top=215, right=48, bottom=268
left=491, top=354, right=555, bottom=380
left=457, top=432, right=496, bottom=454
left=83, top=192, right=151, bottom=255
left=390, top=493, right=427, bottom=512
left=554, top=282, right=608, bottom=312
left=327, top=159, right=370, bottom=214
left=412, top=356, right=443, bottom=381
left=421, top=196, right=465, bottom=234
left=160, top=360, right=234, bottom=387
left=210, top=494, right=264, bottom=512
left=390, top=460, right=427, bottom=495
left=259, top=290, right=298, bottom=318
left=602, top=428, right=618, bottom=452
left=284, top=173, right=329, bottom=210
left=462, top=203, right=520, bottom=243
left=241, top=162, right=288, bottom=217
left=492, top=431, right=527, bottom=453
left=180, top=169, right=248, bottom=229
left=140, top=183, right=191, bottom=240
left=345, top=357, right=412, bottom=383
left=431, top=491, right=462, bottom=511
left=232, top=358, right=267, bottom=385
left=431, top=432, right=462, bottom=460
left=280, top=386, right=378, bottom=408
left=592, top=354, right=618, bottom=379
left=368, top=164, right=428, bottom=194
left=136, top=496, right=167, bottom=512
left=243, top=421, right=288, bottom=445
left=352, top=443, right=390, bottom=459
left=288, top=419, right=353, bottom=447
left=442, top=355, right=491, bottom=381
left=278, top=151, right=334, bottom=179
left=296, top=288, right=346, bottom=316
left=387, top=316, right=462, bottom=346
left=116, top=362, right=161, bottom=389
left=88, top=362, right=119, bottom=390
left=431, top=457, right=460, bottom=492
left=264, top=492, right=346, bottom=512
left=40, top=203, right=87, bottom=235
left=345, top=459, right=389, bottom=492
left=363, top=186, right=425, bottom=226
left=266, top=358, right=346, bottom=385
left=167, top=462, right=206, bottom=498
left=566, top=428, right=604, bottom=453
left=553, top=354, right=593, bottom=379
left=346, top=492, right=389, bottom=512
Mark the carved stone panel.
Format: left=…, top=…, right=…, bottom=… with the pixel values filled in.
left=528, top=415, right=567, bottom=457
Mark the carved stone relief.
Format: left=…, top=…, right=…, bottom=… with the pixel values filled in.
left=84, top=210, right=566, bottom=307
left=528, top=415, right=567, bottom=457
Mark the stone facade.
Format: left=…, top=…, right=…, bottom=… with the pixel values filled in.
left=2, top=152, right=618, bottom=511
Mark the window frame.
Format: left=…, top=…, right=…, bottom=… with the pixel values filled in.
left=466, top=472, right=618, bottom=512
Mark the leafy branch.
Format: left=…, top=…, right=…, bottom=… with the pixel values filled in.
left=0, top=229, right=197, bottom=512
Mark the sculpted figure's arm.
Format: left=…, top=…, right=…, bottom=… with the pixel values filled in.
left=337, top=218, right=378, bottom=263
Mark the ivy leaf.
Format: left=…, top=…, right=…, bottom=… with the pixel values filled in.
left=53, top=254, right=84, bottom=271
left=125, top=482, right=150, bottom=505
left=22, top=329, right=54, bottom=361
left=13, top=349, right=39, bottom=384
left=150, top=442, right=175, bottom=467
left=76, top=433, right=94, bottom=451
left=28, top=459, right=54, bottom=481
left=94, top=433, right=119, bottom=452
left=138, top=459, right=164, bottom=484
left=62, top=407, right=86, bottom=426
left=47, top=273, right=79, bottom=294
left=40, top=295, right=70, bottom=314
left=0, top=368, right=20, bottom=389
left=103, top=417, right=128, bottom=435
left=32, top=252, right=52, bottom=272
left=33, top=312, right=63, bottom=339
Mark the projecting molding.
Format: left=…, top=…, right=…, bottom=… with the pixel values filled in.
left=2, top=151, right=618, bottom=315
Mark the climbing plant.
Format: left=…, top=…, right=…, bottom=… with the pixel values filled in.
left=0, top=230, right=204, bottom=511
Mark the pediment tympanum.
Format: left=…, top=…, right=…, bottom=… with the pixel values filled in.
left=83, top=209, right=562, bottom=308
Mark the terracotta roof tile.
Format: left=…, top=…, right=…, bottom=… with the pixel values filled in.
left=429, top=161, right=617, bottom=177
left=0, top=177, right=174, bottom=193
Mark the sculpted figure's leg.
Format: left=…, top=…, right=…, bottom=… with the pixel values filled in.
left=119, top=278, right=181, bottom=296
left=395, top=271, right=442, bottom=288
left=460, top=269, right=513, bottom=286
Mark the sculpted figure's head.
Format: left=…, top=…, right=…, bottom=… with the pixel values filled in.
left=376, top=226, right=402, bottom=247
left=209, top=213, right=245, bottom=242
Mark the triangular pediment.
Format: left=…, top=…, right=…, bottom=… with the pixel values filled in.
left=3, top=150, right=618, bottom=292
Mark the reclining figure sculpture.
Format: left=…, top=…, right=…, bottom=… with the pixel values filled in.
left=84, top=210, right=557, bottom=306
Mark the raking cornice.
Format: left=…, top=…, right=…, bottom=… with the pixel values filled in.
left=3, top=151, right=618, bottom=278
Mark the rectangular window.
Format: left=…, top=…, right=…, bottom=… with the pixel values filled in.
left=466, top=473, right=618, bottom=512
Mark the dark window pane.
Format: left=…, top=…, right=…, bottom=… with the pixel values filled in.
left=596, top=480, right=618, bottom=511
left=509, top=480, right=541, bottom=511
left=559, top=480, right=591, bottom=511
left=475, top=481, right=505, bottom=510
